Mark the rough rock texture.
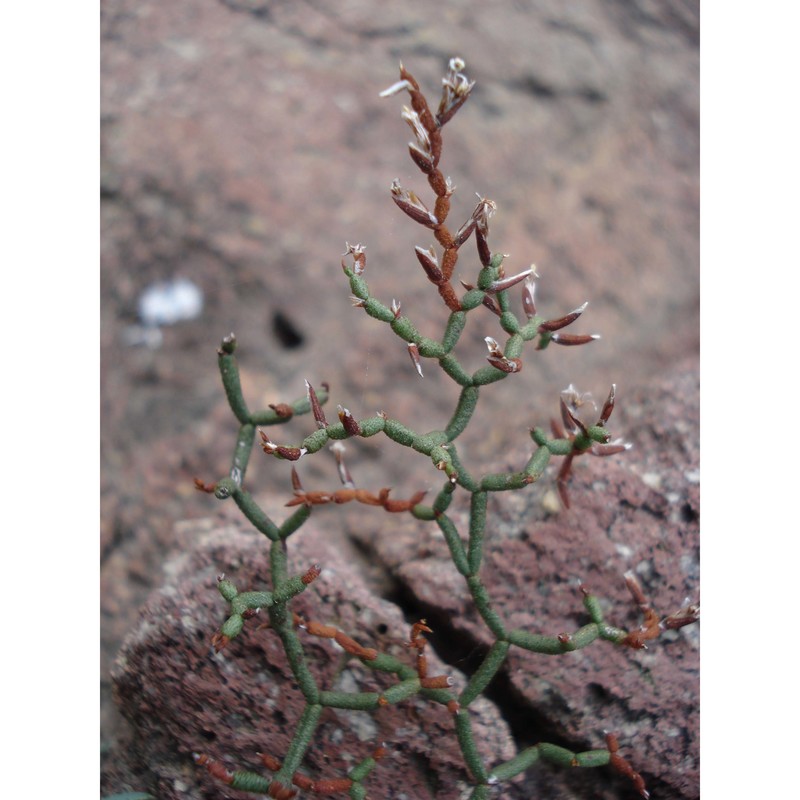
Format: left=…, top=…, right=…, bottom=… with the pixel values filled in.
left=101, top=1, right=699, bottom=798
left=108, top=519, right=516, bottom=800
left=106, top=360, right=698, bottom=800
left=347, top=357, right=700, bottom=800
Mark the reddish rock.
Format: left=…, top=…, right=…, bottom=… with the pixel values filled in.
left=107, top=518, right=515, bottom=800
left=347, top=358, right=700, bottom=799
left=102, top=2, right=698, bottom=798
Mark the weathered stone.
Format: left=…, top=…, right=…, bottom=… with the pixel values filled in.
left=107, top=518, right=515, bottom=799
left=347, top=358, right=699, bottom=799
left=102, top=1, right=699, bottom=797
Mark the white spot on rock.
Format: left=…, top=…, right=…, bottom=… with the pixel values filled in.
left=138, top=277, right=204, bottom=327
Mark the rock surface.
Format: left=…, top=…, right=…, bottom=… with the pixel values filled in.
left=346, top=357, right=700, bottom=800
left=108, top=520, right=515, bottom=800
left=101, top=1, right=699, bottom=798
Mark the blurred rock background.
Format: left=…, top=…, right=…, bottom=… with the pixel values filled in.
left=101, top=1, right=698, bottom=797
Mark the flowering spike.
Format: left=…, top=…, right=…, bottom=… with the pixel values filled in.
left=199, top=57, right=697, bottom=800
left=437, top=57, right=475, bottom=126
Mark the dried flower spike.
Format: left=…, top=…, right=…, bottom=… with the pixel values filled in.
left=199, top=56, right=697, bottom=800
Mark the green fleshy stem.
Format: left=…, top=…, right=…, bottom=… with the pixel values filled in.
left=467, top=491, right=487, bottom=575
left=318, top=690, right=382, bottom=710
left=454, top=709, right=489, bottom=782
left=445, top=386, right=479, bottom=441
left=230, top=771, right=271, bottom=793
left=466, top=575, right=506, bottom=639
left=218, top=350, right=251, bottom=424
left=273, top=703, right=324, bottom=788
left=230, top=423, right=255, bottom=484
left=231, top=487, right=280, bottom=541
left=460, top=640, right=509, bottom=706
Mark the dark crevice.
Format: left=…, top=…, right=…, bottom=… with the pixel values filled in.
left=680, top=501, right=698, bottom=524
left=348, top=534, right=593, bottom=754
left=510, top=75, right=608, bottom=105
left=620, top=497, right=666, bottom=520
left=217, top=0, right=272, bottom=22
left=271, top=310, right=305, bottom=349
left=512, top=74, right=557, bottom=100
left=357, top=24, right=417, bottom=40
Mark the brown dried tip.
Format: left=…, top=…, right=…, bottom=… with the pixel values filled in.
left=420, top=675, right=454, bottom=689
left=559, top=395, right=589, bottom=437
left=472, top=194, right=497, bottom=236
left=330, top=441, right=356, bottom=488
left=194, top=478, right=217, bottom=493
left=661, top=601, right=700, bottom=630
left=311, top=778, right=354, bottom=793
left=522, top=276, right=537, bottom=318
left=409, top=619, right=433, bottom=642
left=342, top=242, right=366, bottom=274
left=259, top=752, right=283, bottom=771
left=437, top=57, right=475, bottom=126
left=210, top=632, right=230, bottom=652
left=556, top=452, right=575, bottom=509
left=621, top=571, right=661, bottom=649
left=194, top=753, right=234, bottom=784
left=391, top=180, right=438, bottom=228
left=485, top=336, right=522, bottom=373
left=306, top=380, right=328, bottom=429
left=301, top=564, right=322, bottom=585
left=407, top=342, right=424, bottom=377
left=259, top=429, right=307, bottom=461
left=269, top=402, right=294, bottom=419
left=337, top=405, right=362, bottom=436
left=550, top=332, right=600, bottom=346
left=486, top=267, right=535, bottom=294
left=268, top=780, right=298, bottom=800
left=599, top=384, right=616, bottom=425
left=415, top=245, right=444, bottom=282
left=606, top=733, right=650, bottom=799
left=538, top=301, right=589, bottom=332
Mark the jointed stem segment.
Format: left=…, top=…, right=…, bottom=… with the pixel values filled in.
left=193, top=57, right=696, bottom=800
